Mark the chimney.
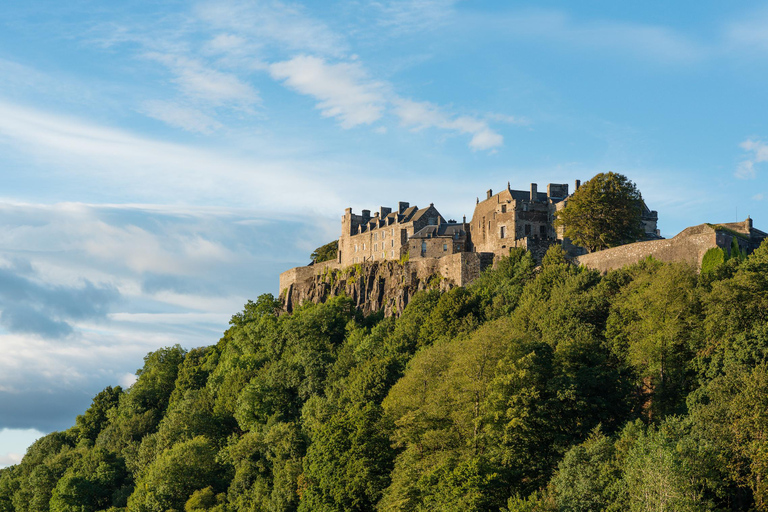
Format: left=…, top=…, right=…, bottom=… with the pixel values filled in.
left=463, top=215, right=466, bottom=223
left=747, top=216, right=753, bottom=230
left=575, top=179, right=581, bottom=191
left=398, top=201, right=409, bottom=214
left=380, top=206, right=392, bottom=218
left=361, top=209, right=371, bottom=221
left=530, top=183, right=538, bottom=202
left=486, top=189, right=493, bottom=199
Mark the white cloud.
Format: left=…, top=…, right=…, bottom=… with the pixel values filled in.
left=0, top=428, right=45, bottom=468
left=269, top=56, right=387, bottom=128
left=146, top=53, right=260, bottom=109
left=736, top=139, right=768, bottom=179
left=480, top=9, right=704, bottom=63
left=119, top=372, right=138, bottom=388
left=140, top=100, right=223, bottom=133
left=0, top=100, right=341, bottom=210
left=393, top=99, right=503, bottom=150
left=725, top=11, right=768, bottom=53
left=373, top=0, right=460, bottom=34
left=752, top=193, right=763, bottom=201
left=195, top=0, right=348, bottom=58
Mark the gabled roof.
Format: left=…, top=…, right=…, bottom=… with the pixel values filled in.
left=410, top=223, right=467, bottom=239
left=411, top=205, right=446, bottom=224
left=401, top=206, right=419, bottom=222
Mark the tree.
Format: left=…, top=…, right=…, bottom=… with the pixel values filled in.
left=555, top=172, right=644, bottom=252
left=311, top=240, right=338, bottom=264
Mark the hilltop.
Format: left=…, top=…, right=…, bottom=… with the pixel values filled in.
left=2, top=241, right=768, bottom=511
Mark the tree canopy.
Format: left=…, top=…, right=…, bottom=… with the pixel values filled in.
left=310, top=240, right=338, bottom=264
left=555, top=172, right=645, bottom=252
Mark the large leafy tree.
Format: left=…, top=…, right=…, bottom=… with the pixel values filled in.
left=555, top=172, right=644, bottom=252
left=310, top=240, right=338, bottom=264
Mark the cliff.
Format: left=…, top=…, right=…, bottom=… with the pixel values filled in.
left=279, top=252, right=494, bottom=316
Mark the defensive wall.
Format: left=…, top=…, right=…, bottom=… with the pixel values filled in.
left=574, top=223, right=752, bottom=273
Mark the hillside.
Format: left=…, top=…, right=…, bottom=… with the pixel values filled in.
left=2, top=244, right=768, bottom=511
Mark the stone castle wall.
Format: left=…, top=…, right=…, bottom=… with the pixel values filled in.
left=575, top=224, right=718, bottom=273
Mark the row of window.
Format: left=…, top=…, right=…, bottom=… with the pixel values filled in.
left=421, top=242, right=450, bottom=252
left=371, top=228, right=396, bottom=241
left=352, top=250, right=396, bottom=264
left=354, top=240, right=396, bottom=252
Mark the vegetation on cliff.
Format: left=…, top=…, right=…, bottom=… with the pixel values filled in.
left=3, top=243, right=768, bottom=511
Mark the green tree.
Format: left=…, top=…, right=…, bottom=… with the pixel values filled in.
left=555, top=172, right=644, bottom=252
left=127, top=436, right=227, bottom=512
left=311, top=240, right=338, bottom=264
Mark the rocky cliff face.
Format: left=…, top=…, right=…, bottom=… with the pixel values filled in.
left=280, top=260, right=455, bottom=317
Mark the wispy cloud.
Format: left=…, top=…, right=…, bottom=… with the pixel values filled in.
left=724, top=10, right=768, bottom=54
left=736, top=139, right=768, bottom=179
left=145, top=53, right=260, bottom=109
left=372, top=0, right=460, bottom=34
left=140, top=100, right=223, bottom=133
left=270, top=56, right=387, bottom=128
left=478, top=9, right=704, bottom=64
left=0, top=265, right=118, bottom=338
left=0, top=100, right=342, bottom=209
left=394, top=98, right=503, bottom=150
left=195, top=0, right=348, bottom=58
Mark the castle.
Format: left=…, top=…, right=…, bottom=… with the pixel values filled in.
left=337, top=180, right=660, bottom=266
left=279, top=179, right=766, bottom=315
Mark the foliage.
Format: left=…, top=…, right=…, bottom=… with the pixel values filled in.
left=7, top=240, right=768, bottom=511
left=554, top=172, right=644, bottom=252
left=310, top=240, right=338, bottom=264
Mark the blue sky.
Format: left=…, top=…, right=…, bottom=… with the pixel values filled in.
left=1, top=0, right=768, bottom=464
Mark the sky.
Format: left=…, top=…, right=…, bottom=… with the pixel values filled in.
left=1, top=0, right=768, bottom=465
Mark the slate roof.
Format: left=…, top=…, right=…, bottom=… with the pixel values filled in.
left=410, top=223, right=467, bottom=239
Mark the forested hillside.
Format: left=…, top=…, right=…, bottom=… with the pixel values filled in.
left=3, top=243, right=768, bottom=512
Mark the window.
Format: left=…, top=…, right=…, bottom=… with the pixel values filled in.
left=363, top=243, right=366, bottom=250
left=500, top=226, right=506, bottom=239
left=391, top=240, right=394, bottom=247
left=374, top=233, right=377, bottom=241
left=540, top=225, right=547, bottom=237
left=391, top=250, right=394, bottom=257
left=421, top=241, right=427, bottom=253
left=382, top=252, right=385, bottom=258
left=501, top=204, right=506, bottom=213
left=374, top=243, right=378, bottom=251
left=355, top=244, right=358, bottom=252
left=382, top=231, right=385, bottom=239
left=443, top=244, right=448, bottom=251
left=525, top=224, right=531, bottom=235
left=391, top=228, right=394, bottom=236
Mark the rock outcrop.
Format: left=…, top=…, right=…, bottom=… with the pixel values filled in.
left=279, top=252, right=494, bottom=316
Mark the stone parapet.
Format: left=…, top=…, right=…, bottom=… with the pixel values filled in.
left=575, top=225, right=717, bottom=273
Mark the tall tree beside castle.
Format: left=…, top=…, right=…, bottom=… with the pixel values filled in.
left=555, top=172, right=644, bottom=252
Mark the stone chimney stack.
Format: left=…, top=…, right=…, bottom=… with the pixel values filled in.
left=398, top=202, right=409, bottom=214
left=380, top=206, right=392, bottom=218
left=487, top=189, right=493, bottom=199
left=361, top=209, right=371, bottom=221
left=530, top=183, right=538, bottom=202
left=575, top=179, right=581, bottom=191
